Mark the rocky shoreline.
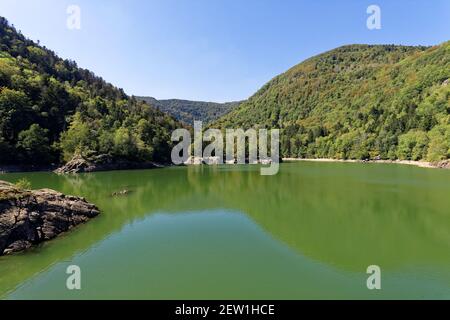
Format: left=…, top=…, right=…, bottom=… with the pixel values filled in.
left=0, top=154, right=168, bottom=174
left=283, top=158, right=450, bottom=169
left=0, top=180, right=100, bottom=255
left=54, top=154, right=167, bottom=174
left=2, top=156, right=449, bottom=174
left=0, top=165, right=58, bottom=174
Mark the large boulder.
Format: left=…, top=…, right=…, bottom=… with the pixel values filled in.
left=0, top=180, right=100, bottom=255
left=54, top=154, right=97, bottom=174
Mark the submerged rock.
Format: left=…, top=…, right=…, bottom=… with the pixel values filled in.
left=0, top=180, right=100, bottom=255
left=111, top=189, right=132, bottom=197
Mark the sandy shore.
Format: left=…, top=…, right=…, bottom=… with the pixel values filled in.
left=282, top=158, right=450, bottom=169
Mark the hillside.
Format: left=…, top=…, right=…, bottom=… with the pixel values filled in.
left=214, top=43, right=450, bottom=161
left=0, top=17, right=180, bottom=168
left=137, top=96, right=241, bottom=125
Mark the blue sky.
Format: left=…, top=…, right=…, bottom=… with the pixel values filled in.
left=0, top=0, right=449, bottom=102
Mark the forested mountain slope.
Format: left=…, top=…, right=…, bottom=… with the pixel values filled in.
left=214, top=43, right=450, bottom=161
left=137, top=96, right=241, bottom=125
left=0, top=17, right=180, bottom=167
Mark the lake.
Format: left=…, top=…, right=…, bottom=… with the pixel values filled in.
left=0, top=162, right=449, bottom=299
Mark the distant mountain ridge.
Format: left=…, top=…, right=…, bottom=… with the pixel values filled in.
left=137, top=96, right=242, bottom=125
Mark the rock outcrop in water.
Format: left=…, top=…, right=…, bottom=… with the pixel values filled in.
left=0, top=180, right=100, bottom=255
left=55, top=154, right=164, bottom=174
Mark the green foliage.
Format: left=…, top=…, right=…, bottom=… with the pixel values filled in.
left=137, top=97, right=241, bottom=125
left=14, top=178, right=31, bottom=190
left=59, top=112, right=94, bottom=161
left=397, top=130, right=429, bottom=161
left=0, top=88, right=32, bottom=141
left=426, top=125, right=450, bottom=161
left=214, top=43, right=450, bottom=162
left=17, top=124, right=53, bottom=164
left=0, top=136, right=13, bottom=163
left=0, top=17, right=180, bottom=166
left=113, top=127, right=137, bottom=158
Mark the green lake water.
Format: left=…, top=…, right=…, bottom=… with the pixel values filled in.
left=0, top=162, right=449, bottom=299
